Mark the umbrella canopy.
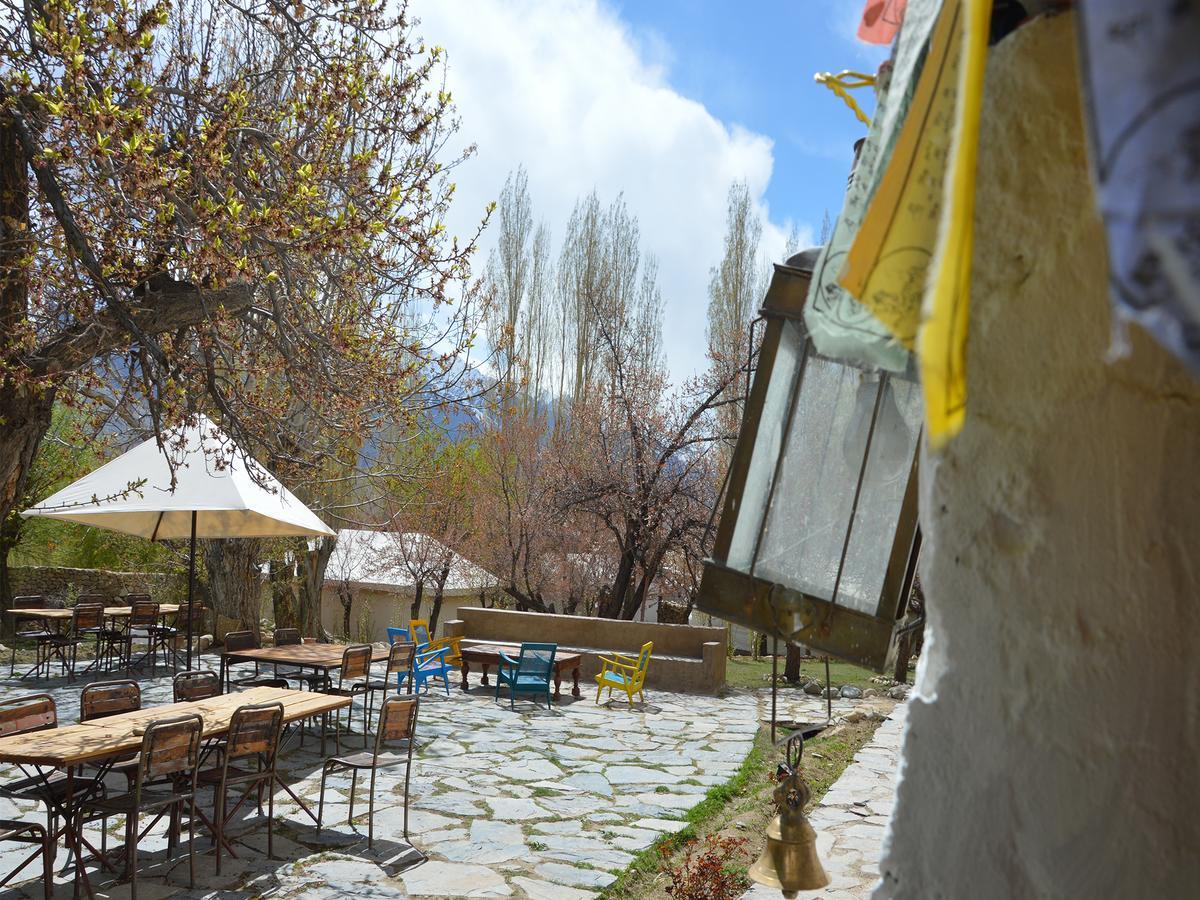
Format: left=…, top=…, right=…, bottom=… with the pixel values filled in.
left=22, top=414, right=335, bottom=540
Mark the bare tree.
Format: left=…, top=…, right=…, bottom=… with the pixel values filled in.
left=1, top=0, right=487, bottom=619
left=706, top=181, right=766, bottom=451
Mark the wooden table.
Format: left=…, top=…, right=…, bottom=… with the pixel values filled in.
left=459, top=643, right=583, bottom=700
left=5, top=605, right=188, bottom=679
left=0, top=687, right=349, bottom=897
left=222, top=643, right=389, bottom=676
left=0, top=686, right=347, bottom=765
left=6, top=604, right=181, bottom=623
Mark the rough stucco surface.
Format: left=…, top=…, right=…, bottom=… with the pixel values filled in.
left=874, top=14, right=1200, bottom=899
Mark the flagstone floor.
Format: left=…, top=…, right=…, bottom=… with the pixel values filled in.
left=0, top=654, right=877, bottom=898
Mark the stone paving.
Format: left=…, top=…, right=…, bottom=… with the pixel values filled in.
left=743, top=703, right=907, bottom=900
left=0, top=655, right=895, bottom=898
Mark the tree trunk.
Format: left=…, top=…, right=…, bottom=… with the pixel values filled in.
left=621, top=570, right=650, bottom=620
left=600, top=543, right=636, bottom=618
left=204, top=538, right=263, bottom=640
left=784, top=642, right=804, bottom=683
left=429, top=563, right=451, bottom=631
left=268, top=558, right=299, bottom=630
left=408, top=579, right=425, bottom=622
left=299, top=536, right=334, bottom=640
left=0, top=117, right=52, bottom=627
left=338, top=580, right=354, bottom=639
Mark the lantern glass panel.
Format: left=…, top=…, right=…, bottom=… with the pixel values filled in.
left=837, top=377, right=922, bottom=610
left=727, top=318, right=805, bottom=572
left=752, top=352, right=868, bottom=607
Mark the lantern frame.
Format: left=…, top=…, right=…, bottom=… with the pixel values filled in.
left=698, top=255, right=922, bottom=672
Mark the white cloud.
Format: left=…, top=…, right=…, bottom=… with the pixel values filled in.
left=412, top=0, right=806, bottom=383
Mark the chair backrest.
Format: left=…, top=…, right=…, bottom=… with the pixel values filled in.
left=72, top=601, right=106, bottom=633
left=224, top=630, right=260, bottom=653
left=174, top=601, right=204, bottom=631
left=225, top=702, right=284, bottom=764
left=10, top=596, right=47, bottom=637
left=138, top=714, right=203, bottom=784
left=340, top=644, right=373, bottom=683
left=123, top=592, right=151, bottom=606
left=409, top=620, right=432, bottom=645
left=0, top=694, right=57, bottom=737
left=632, top=641, right=653, bottom=686
left=274, top=628, right=301, bottom=646
left=128, top=598, right=159, bottom=627
left=80, top=679, right=141, bottom=722
left=76, top=592, right=107, bottom=605
left=387, top=641, right=416, bottom=676
left=518, top=642, right=557, bottom=679
left=374, top=695, right=419, bottom=756
left=386, top=627, right=410, bottom=645
left=173, top=670, right=221, bottom=702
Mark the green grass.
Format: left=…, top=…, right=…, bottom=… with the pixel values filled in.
left=600, top=728, right=769, bottom=897
left=724, top=655, right=878, bottom=691
left=602, top=718, right=883, bottom=898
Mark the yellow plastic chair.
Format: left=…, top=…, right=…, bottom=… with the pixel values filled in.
left=409, top=619, right=462, bottom=668
left=595, top=641, right=653, bottom=706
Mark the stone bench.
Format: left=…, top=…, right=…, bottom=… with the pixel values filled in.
left=443, top=607, right=727, bottom=694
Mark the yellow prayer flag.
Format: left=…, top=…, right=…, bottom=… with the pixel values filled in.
left=920, top=0, right=991, bottom=448
left=839, top=0, right=964, bottom=348
left=839, top=0, right=992, bottom=449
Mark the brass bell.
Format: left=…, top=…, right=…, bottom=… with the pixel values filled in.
left=749, top=734, right=830, bottom=897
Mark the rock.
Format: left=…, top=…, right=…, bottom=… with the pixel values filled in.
left=803, top=680, right=824, bottom=695
left=840, top=685, right=864, bottom=699
left=823, top=687, right=839, bottom=699
left=864, top=688, right=879, bottom=698
left=887, top=684, right=911, bottom=700
left=196, top=634, right=213, bottom=653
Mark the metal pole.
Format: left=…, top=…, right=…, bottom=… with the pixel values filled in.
left=825, top=655, right=832, bottom=723
left=185, top=511, right=197, bottom=670
left=771, top=637, right=779, bottom=744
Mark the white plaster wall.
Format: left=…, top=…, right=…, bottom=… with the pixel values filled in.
left=875, top=14, right=1200, bottom=899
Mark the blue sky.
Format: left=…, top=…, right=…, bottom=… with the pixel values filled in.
left=415, top=0, right=888, bottom=381
left=614, top=0, right=887, bottom=241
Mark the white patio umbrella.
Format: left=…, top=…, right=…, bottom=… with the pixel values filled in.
left=21, top=414, right=335, bottom=668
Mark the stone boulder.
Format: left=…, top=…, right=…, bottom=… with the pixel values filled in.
left=803, top=680, right=824, bottom=696
left=840, top=685, right=864, bottom=699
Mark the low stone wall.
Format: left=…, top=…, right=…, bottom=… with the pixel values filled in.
left=444, top=607, right=727, bottom=694
left=8, top=565, right=192, bottom=605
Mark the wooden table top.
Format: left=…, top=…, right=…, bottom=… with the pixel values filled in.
left=222, top=643, right=390, bottom=669
left=460, top=642, right=581, bottom=667
left=7, top=604, right=182, bottom=621
left=0, top=686, right=348, bottom=766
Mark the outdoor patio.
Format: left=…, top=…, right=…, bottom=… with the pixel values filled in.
left=0, top=657, right=872, bottom=898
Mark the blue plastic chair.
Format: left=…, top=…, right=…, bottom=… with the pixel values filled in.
left=496, top=643, right=557, bottom=710
left=387, top=626, right=451, bottom=696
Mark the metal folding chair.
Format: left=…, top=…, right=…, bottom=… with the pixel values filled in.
left=198, top=702, right=284, bottom=874
left=76, top=714, right=204, bottom=900
left=318, top=695, right=421, bottom=851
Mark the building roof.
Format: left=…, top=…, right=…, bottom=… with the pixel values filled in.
left=325, top=529, right=498, bottom=595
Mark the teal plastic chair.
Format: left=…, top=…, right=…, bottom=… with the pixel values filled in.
left=387, top=626, right=451, bottom=696
left=496, top=643, right=557, bottom=709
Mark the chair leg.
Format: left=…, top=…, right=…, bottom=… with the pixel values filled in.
left=128, top=811, right=139, bottom=900
left=42, top=826, right=52, bottom=900
left=368, top=767, right=378, bottom=850
left=316, top=766, right=329, bottom=836
left=348, top=769, right=357, bottom=825
left=187, top=797, right=195, bottom=889
left=215, top=784, right=224, bottom=875
left=267, top=774, right=276, bottom=860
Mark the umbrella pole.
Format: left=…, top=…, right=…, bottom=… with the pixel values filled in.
left=186, top=511, right=197, bottom=670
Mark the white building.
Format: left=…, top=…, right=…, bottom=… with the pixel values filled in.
left=321, top=529, right=499, bottom=641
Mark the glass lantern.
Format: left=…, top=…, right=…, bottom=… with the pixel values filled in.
left=698, top=250, right=923, bottom=672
